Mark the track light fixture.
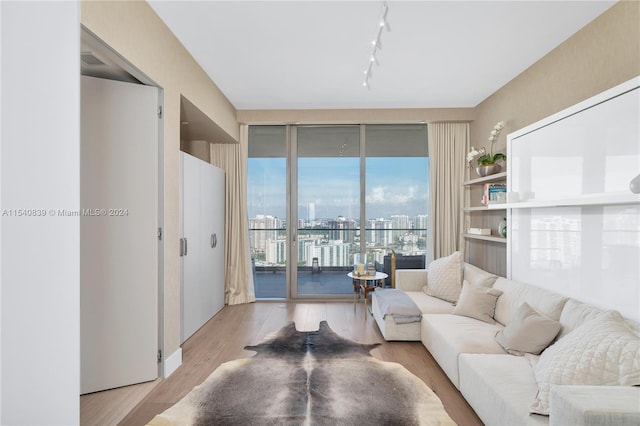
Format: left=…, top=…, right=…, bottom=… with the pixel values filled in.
left=363, top=1, right=389, bottom=90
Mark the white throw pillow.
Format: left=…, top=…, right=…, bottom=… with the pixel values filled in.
left=424, top=251, right=463, bottom=303
left=530, top=311, right=640, bottom=415
left=452, top=280, right=503, bottom=324
left=495, top=302, right=561, bottom=356
left=463, top=263, right=498, bottom=288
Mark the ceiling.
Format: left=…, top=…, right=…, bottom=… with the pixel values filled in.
left=148, top=1, right=615, bottom=110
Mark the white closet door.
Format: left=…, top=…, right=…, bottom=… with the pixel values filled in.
left=181, top=152, right=205, bottom=342
left=80, top=76, right=158, bottom=394
left=208, top=165, right=225, bottom=315
left=181, top=153, right=225, bottom=342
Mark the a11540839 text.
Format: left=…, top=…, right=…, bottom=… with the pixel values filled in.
left=1, top=208, right=129, bottom=217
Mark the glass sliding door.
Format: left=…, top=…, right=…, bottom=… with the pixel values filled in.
left=248, top=123, right=429, bottom=299
left=364, top=125, right=429, bottom=287
left=248, top=126, right=287, bottom=299
left=293, top=126, right=360, bottom=297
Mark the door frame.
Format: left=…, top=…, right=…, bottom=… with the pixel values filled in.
left=288, top=125, right=362, bottom=300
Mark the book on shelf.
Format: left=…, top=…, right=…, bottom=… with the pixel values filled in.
left=482, top=183, right=507, bottom=206
left=468, top=228, right=491, bottom=235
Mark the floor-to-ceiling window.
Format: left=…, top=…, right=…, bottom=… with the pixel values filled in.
left=248, top=124, right=428, bottom=299
left=364, top=124, right=429, bottom=286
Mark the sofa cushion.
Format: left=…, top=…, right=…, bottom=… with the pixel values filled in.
left=549, top=385, right=640, bottom=426
left=463, top=263, right=498, bottom=288
left=495, top=302, right=561, bottom=355
left=395, top=269, right=428, bottom=292
left=459, top=354, right=547, bottom=426
left=405, top=291, right=453, bottom=314
left=453, top=281, right=503, bottom=324
left=421, top=313, right=505, bottom=388
left=558, top=299, right=608, bottom=338
left=493, top=278, right=568, bottom=326
left=423, top=251, right=463, bottom=303
left=530, top=311, right=640, bottom=415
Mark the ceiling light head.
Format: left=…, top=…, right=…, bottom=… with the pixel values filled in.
left=361, top=1, right=389, bottom=90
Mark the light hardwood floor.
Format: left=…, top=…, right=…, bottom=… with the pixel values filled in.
left=82, top=301, right=483, bottom=425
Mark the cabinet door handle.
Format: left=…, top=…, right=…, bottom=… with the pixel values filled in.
left=184, top=238, right=188, bottom=256
left=211, top=233, right=217, bottom=248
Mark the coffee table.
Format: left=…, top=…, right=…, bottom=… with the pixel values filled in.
left=347, top=271, right=388, bottom=312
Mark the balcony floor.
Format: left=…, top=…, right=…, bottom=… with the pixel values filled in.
left=254, top=270, right=357, bottom=298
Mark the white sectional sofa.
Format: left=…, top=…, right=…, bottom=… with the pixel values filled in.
left=371, top=253, right=640, bottom=426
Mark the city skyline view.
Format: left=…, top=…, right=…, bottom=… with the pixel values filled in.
left=248, top=157, right=429, bottom=220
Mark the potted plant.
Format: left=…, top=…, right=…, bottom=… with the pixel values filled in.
left=467, top=121, right=506, bottom=177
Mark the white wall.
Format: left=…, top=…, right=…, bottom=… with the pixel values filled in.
left=1, top=2, right=80, bottom=424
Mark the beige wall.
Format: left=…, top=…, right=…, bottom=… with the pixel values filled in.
left=468, top=1, right=638, bottom=273
left=81, top=1, right=239, bottom=360
left=472, top=1, right=640, bottom=160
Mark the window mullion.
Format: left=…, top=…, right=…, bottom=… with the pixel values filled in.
left=360, top=124, right=366, bottom=255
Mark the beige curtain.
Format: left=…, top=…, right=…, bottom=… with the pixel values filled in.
left=209, top=124, right=256, bottom=305
left=427, top=122, right=469, bottom=260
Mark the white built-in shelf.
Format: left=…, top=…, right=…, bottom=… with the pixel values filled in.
left=505, top=192, right=639, bottom=209
left=463, top=233, right=507, bottom=243
left=463, top=171, right=507, bottom=186
left=465, top=204, right=507, bottom=212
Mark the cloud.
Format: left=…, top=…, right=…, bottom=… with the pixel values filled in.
left=367, top=185, right=421, bottom=205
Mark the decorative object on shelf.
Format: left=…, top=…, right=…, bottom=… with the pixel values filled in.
left=468, top=228, right=491, bottom=235
left=630, top=173, right=640, bottom=194
left=498, top=217, right=507, bottom=238
left=467, top=120, right=507, bottom=177
left=482, top=183, right=507, bottom=206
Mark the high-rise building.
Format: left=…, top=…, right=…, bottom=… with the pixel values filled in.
left=328, top=216, right=357, bottom=244
left=249, top=215, right=282, bottom=252
left=298, top=237, right=319, bottom=265
left=265, top=239, right=287, bottom=265
left=367, top=218, right=393, bottom=246
left=391, top=215, right=410, bottom=242
left=308, top=202, right=315, bottom=221
left=306, top=240, right=350, bottom=267
left=413, top=214, right=428, bottom=238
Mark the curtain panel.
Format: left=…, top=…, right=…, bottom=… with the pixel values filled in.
left=209, top=124, right=256, bottom=305
left=427, top=122, right=470, bottom=260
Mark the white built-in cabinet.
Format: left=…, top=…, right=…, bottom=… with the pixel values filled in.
left=180, top=151, right=226, bottom=343
left=506, top=76, right=639, bottom=321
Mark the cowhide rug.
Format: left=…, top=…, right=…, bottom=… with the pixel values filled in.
left=148, top=321, right=455, bottom=425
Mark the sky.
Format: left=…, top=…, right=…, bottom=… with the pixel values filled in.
left=248, top=157, right=429, bottom=220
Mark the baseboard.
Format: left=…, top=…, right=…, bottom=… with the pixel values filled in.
left=163, top=347, right=182, bottom=378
